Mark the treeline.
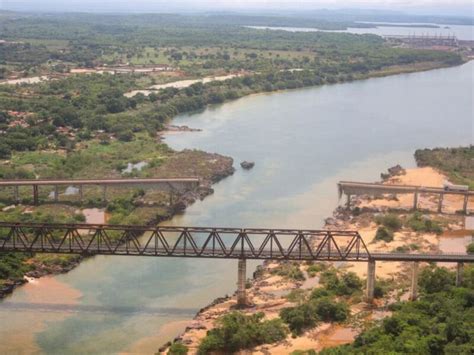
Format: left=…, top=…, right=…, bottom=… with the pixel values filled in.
left=415, top=146, right=474, bottom=189
left=320, top=266, right=474, bottom=354
left=0, top=44, right=463, bottom=159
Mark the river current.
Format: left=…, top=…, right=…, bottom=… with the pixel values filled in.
left=0, top=61, right=472, bottom=354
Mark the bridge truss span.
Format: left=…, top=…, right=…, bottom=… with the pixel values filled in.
left=0, top=222, right=370, bottom=261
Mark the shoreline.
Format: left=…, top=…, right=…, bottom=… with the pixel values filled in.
left=160, top=163, right=470, bottom=354
left=0, top=151, right=235, bottom=300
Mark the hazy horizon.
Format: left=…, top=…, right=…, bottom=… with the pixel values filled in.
left=1, top=0, right=473, bottom=18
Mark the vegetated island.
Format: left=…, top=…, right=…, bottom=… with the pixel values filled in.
left=0, top=13, right=468, bottom=298
left=162, top=146, right=473, bottom=354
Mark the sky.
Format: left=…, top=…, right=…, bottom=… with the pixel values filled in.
left=1, top=0, right=473, bottom=17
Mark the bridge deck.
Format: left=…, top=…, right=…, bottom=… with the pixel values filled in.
left=0, top=222, right=472, bottom=263
left=338, top=181, right=473, bottom=196
left=0, top=178, right=200, bottom=187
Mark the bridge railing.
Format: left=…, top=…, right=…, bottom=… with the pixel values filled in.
left=0, top=222, right=370, bottom=261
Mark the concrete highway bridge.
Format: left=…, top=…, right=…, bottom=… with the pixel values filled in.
left=0, top=178, right=200, bottom=205
left=338, top=181, right=473, bottom=214
left=0, top=222, right=472, bottom=305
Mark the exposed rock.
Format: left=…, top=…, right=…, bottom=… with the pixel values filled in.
left=0, top=279, right=27, bottom=298
left=184, top=322, right=207, bottom=332
left=240, top=161, right=255, bottom=170
left=381, top=164, right=406, bottom=181
left=158, top=341, right=172, bottom=353
left=388, top=164, right=406, bottom=176
left=164, top=124, right=202, bottom=132
left=2, top=205, right=16, bottom=212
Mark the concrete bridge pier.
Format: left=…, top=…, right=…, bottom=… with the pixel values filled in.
left=79, top=185, right=83, bottom=202
left=366, top=260, right=376, bottom=303
left=33, top=185, right=39, bottom=205
left=409, top=262, right=419, bottom=301
left=456, top=262, right=464, bottom=286
left=346, top=194, right=351, bottom=209
left=463, top=196, right=469, bottom=214
left=413, top=191, right=419, bottom=210
left=54, top=185, right=59, bottom=202
left=102, top=185, right=107, bottom=202
left=438, top=193, right=444, bottom=213
left=237, top=258, right=247, bottom=306
left=13, top=186, right=19, bottom=203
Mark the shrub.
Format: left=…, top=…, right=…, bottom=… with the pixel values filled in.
left=198, top=312, right=287, bottom=354
left=168, top=342, right=188, bottom=355
left=0, top=253, right=31, bottom=280
left=319, top=270, right=362, bottom=296
left=374, top=227, right=394, bottom=242
left=406, top=212, right=443, bottom=235
left=374, top=280, right=391, bottom=298
left=419, top=266, right=454, bottom=294
left=312, top=297, right=349, bottom=323
left=307, top=263, right=327, bottom=277
left=280, top=303, right=318, bottom=335
left=310, top=288, right=332, bottom=300
left=338, top=272, right=363, bottom=296
left=271, top=262, right=305, bottom=281
left=73, top=213, right=86, bottom=222
left=467, top=242, right=474, bottom=255
left=375, top=214, right=402, bottom=231
left=286, top=289, right=307, bottom=303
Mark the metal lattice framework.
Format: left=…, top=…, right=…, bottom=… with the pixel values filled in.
left=0, top=222, right=370, bottom=261
left=1, top=222, right=473, bottom=263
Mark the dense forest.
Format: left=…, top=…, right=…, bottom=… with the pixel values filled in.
left=0, top=12, right=463, bottom=74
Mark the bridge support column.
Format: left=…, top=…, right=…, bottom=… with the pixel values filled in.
left=413, top=191, right=418, bottom=210
left=13, top=186, right=19, bottom=203
left=409, top=262, right=419, bottom=301
left=54, top=185, right=59, bottom=202
left=438, top=193, right=444, bottom=213
left=463, top=195, right=469, bottom=214
left=33, top=185, right=39, bottom=205
left=237, top=258, right=247, bottom=307
left=79, top=185, right=83, bottom=202
left=102, top=185, right=107, bottom=203
left=456, top=262, right=464, bottom=286
left=346, top=194, right=351, bottom=209
left=366, top=260, right=376, bottom=303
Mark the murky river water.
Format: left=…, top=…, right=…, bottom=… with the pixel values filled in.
left=0, top=62, right=472, bottom=354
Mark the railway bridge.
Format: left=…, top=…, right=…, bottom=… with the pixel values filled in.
left=1, top=222, right=472, bottom=305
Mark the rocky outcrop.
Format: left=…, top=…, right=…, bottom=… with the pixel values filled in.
left=0, top=279, right=27, bottom=299
left=381, top=164, right=406, bottom=181
left=240, top=161, right=255, bottom=170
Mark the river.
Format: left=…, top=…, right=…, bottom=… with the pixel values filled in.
left=248, top=23, right=474, bottom=41
left=0, top=62, right=472, bottom=354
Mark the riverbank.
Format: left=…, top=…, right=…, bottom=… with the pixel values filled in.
left=161, top=163, right=470, bottom=354
left=0, top=149, right=235, bottom=299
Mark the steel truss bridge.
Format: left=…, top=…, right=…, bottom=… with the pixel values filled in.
left=1, top=221, right=473, bottom=305
left=0, top=222, right=473, bottom=263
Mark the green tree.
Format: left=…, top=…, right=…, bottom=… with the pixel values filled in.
left=168, top=342, right=188, bottom=355
left=198, top=312, right=287, bottom=354
left=419, top=266, right=454, bottom=294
